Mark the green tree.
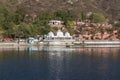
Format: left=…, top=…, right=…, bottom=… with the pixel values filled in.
left=90, top=13, right=106, bottom=23
left=18, top=23, right=36, bottom=37
left=65, top=20, right=75, bottom=35
left=81, top=12, right=86, bottom=21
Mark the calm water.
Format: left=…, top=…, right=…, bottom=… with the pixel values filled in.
left=0, top=46, right=120, bottom=80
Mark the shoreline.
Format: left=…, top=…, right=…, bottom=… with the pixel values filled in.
left=0, top=40, right=120, bottom=47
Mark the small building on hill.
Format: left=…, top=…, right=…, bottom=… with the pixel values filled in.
left=49, top=20, right=64, bottom=29
left=49, top=20, right=62, bottom=25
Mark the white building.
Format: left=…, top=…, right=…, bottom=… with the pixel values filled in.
left=43, top=30, right=74, bottom=42
left=49, top=20, right=64, bottom=28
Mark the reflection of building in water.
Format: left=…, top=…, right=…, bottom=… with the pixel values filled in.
left=48, top=51, right=64, bottom=80
left=41, top=46, right=75, bottom=52
left=28, top=46, right=35, bottom=52
left=26, top=46, right=120, bottom=60
left=47, top=49, right=71, bottom=80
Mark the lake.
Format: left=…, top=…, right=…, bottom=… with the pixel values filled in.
left=0, top=46, right=120, bottom=80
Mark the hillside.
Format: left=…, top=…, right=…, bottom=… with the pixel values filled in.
left=0, top=0, right=119, bottom=21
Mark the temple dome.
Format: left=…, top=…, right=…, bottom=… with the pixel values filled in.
left=65, top=32, right=71, bottom=37
left=56, top=30, right=64, bottom=37
left=48, top=31, right=54, bottom=37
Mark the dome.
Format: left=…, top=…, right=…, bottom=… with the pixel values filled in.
left=65, top=32, right=71, bottom=37
left=48, top=31, right=54, bottom=37
left=56, top=30, right=64, bottom=37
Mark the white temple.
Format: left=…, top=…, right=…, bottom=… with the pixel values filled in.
left=48, top=31, right=54, bottom=37
left=65, top=32, right=71, bottom=37
left=44, top=30, right=74, bottom=42
left=56, top=30, right=64, bottom=37
left=47, top=30, right=72, bottom=38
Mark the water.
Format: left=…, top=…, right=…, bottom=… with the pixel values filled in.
left=0, top=46, right=120, bottom=80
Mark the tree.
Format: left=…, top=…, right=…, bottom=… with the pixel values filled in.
left=65, top=20, right=75, bottom=35
left=18, top=23, right=36, bottom=37
left=90, top=13, right=106, bottom=23
left=81, top=12, right=86, bottom=21
left=54, top=10, right=76, bottom=21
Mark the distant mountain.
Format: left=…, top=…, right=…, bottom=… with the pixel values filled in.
left=0, top=0, right=120, bottom=21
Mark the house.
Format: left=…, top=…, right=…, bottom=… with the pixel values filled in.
left=48, top=20, right=64, bottom=29
left=49, top=20, right=64, bottom=26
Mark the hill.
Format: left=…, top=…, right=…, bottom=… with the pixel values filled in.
left=0, top=0, right=120, bottom=38
left=0, top=0, right=119, bottom=21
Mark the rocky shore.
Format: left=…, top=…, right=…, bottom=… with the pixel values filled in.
left=74, top=20, right=120, bottom=41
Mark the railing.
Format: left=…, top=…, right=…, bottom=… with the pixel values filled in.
left=43, top=37, right=75, bottom=42
left=82, top=40, right=120, bottom=45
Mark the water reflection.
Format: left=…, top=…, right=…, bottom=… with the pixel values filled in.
left=0, top=46, right=120, bottom=61
left=28, top=46, right=73, bottom=80
left=48, top=50, right=64, bottom=80
left=0, top=46, right=120, bottom=80
left=76, top=47, right=120, bottom=59
left=26, top=46, right=120, bottom=80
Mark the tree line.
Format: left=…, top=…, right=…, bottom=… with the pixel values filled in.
left=0, top=4, right=113, bottom=39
